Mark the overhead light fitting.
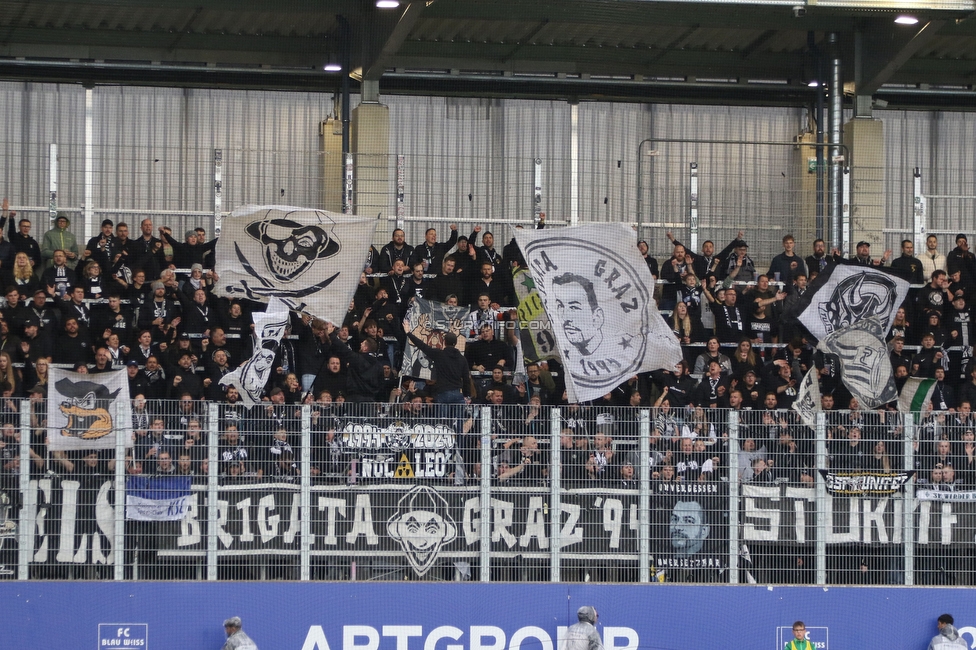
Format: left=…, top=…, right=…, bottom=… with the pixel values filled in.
left=894, top=15, right=919, bottom=25
left=376, top=0, right=400, bottom=8
left=807, top=80, right=820, bottom=87
left=324, top=63, right=342, bottom=72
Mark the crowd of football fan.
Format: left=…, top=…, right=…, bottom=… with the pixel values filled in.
left=1, top=194, right=975, bottom=493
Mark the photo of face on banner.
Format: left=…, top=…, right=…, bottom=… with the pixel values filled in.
left=670, top=500, right=710, bottom=557
left=651, top=482, right=727, bottom=581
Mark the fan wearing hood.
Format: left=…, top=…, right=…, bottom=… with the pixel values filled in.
left=928, top=614, right=969, bottom=650
left=561, top=606, right=603, bottom=650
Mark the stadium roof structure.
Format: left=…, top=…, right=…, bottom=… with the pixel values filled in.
left=1, top=0, right=976, bottom=109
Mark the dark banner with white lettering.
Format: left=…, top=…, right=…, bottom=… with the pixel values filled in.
left=650, top=481, right=728, bottom=578
left=163, top=484, right=650, bottom=573
left=22, top=478, right=649, bottom=575
left=741, top=484, right=976, bottom=546
left=25, top=479, right=976, bottom=574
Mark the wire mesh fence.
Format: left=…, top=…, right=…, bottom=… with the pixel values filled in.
left=4, top=400, right=973, bottom=584
left=1, top=139, right=864, bottom=276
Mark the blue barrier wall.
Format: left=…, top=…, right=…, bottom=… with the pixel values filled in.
left=2, top=582, right=975, bottom=650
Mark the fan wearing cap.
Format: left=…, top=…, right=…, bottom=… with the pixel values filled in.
left=911, top=331, right=944, bottom=379
left=723, top=239, right=757, bottom=283
left=83, top=218, right=118, bottom=273
left=40, top=212, right=80, bottom=270
left=159, top=226, right=216, bottom=276
left=221, top=616, right=258, bottom=650
left=947, top=233, right=976, bottom=288
left=850, top=240, right=891, bottom=267
left=19, top=314, right=52, bottom=362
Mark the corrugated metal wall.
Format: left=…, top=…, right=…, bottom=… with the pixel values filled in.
left=1, top=80, right=975, bottom=268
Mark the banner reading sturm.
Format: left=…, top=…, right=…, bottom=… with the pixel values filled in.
left=514, top=224, right=681, bottom=403
left=213, top=205, right=376, bottom=324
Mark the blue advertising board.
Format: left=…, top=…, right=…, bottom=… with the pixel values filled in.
left=2, top=582, right=975, bottom=650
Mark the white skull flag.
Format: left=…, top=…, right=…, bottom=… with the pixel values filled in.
left=48, top=368, right=132, bottom=451
left=798, top=264, right=910, bottom=342
left=213, top=205, right=376, bottom=324
left=514, top=223, right=682, bottom=403
left=220, top=297, right=291, bottom=406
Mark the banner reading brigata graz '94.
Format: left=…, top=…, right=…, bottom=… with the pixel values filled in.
left=161, top=485, right=648, bottom=576
left=514, top=224, right=681, bottom=403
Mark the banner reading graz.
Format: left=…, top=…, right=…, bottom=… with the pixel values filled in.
left=741, top=484, right=976, bottom=545
left=24, top=478, right=649, bottom=574
left=162, top=485, right=649, bottom=567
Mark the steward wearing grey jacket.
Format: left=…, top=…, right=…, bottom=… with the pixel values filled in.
left=221, top=617, right=258, bottom=650
left=928, top=614, right=968, bottom=650
left=562, top=606, right=603, bottom=650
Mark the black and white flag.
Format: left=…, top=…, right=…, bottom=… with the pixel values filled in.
left=47, top=369, right=132, bottom=451
left=219, top=297, right=290, bottom=406
left=792, top=367, right=821, bottom=429
left=401, top=297, right=471, bottom=380
left=817, top=317, right=896, bottom=409
left=514, top=224, right=682, bottom=403
left=798, top=264, right=909, bottom=341
left=213, top=205, right=376, bottom=324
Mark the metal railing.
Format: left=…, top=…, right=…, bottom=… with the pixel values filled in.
left=3, top=399, right=969, bottom=584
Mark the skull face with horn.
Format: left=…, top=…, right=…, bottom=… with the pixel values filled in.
left=245, top=215, right=341, bottom=283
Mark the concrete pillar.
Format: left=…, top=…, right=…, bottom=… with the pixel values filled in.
left=351, top=100, right=391, bottom=219
left=794, top=131, right=820, bottom=252
left=320, top=117, right=344, bottom=212
left=843, top=118, right=886, bottom=251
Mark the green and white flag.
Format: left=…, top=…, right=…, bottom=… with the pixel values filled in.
left=898, top=377, right=937, bottom=413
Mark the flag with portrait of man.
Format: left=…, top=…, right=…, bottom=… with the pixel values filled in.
left=514, top=223, right=682, bottom=403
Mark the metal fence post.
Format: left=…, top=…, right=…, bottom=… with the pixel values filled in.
left=206, top=403, right=219, bottom=581
left=638, top=408, right=650, bottom=583
left=689, top=162, right=699, bottom=252
left=815, top=411, right=827, bottom=585
left=113, top=398, right=127, bottom=580
left=903, top=413, right=915, bottom=586
left=300, top=405, right=311, bottom=582
left=549, top=407, right=561, bottom=582
left=17, top=399, right=31, bottom=580
left=912, top=168, right=926, bottom=256
left=728, top=410, right=740, bottom=584
left=479, top=407, right=491, bottom=582
left=213, top=149, right=223, bottom=236
left=49, top=143, right=58, bottom=221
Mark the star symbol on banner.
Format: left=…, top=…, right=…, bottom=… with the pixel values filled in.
left=520, top=274, right=536, bottom=291
left=620, top=334, right=634, bottom=349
